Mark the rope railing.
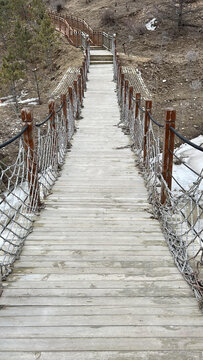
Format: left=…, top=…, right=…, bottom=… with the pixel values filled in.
left=0, top=126, right=29, bottom=150
left=0, top=43, right=89, bottom=279
left=113, top=46, right=203, bottom=306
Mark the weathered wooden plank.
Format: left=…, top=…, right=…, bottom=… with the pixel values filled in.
left=0, top=337, right=203, bottom=351
left=0, top=296, right=196, bottom=307
left=14, top=255, right=175, bottom=262
left=6, top=270, right=183, bottom=279
left=1, top=325, right=203, bottom=338
left=0, top=306, right=199, bottom=317
left=3, top=279, right=189, bottom=289
left=1, top=314, right=203, bottom=327
left=21, top=249, right=171, bottom=256
left=1, top=287, right=193, bottom=298
left=9, top=261, right=176, bottom=269
left=21, top=244, right=169, bottom=251
left=0, top=351, right=201, bottom=360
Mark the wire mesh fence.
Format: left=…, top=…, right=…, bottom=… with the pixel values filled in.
left=114, top=53, right=203, bottom=306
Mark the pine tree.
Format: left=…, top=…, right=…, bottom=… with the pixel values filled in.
left=12, top=20, right=32, bottom=63
left=0, top=53, right=25, bottom=114
left=0, top=0, right=12, bottom=50
left=9, top=0, right=30, bottom=21
left=157, top=0, right=199, bottom=29
left=35, top=13, right=56, bottom=69
left=0, top=0, right=59, bottom=107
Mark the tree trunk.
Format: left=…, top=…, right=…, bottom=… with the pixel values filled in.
left=11, top=80, right=19, bottom=119
left=178, top=0, right=184, bottom=27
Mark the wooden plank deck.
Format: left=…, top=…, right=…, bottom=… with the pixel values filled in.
left=0, top=50, right=203, bottom=360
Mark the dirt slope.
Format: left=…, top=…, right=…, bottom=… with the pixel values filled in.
left=64, top=0, right=203, bottom=141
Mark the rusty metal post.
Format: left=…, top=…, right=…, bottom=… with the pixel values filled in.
left=135, top=93, right=141, bottom=119
left=161, top=109, right=176, bottom=204
left=21, top=108, right=40, bottom=209
left=80, top=67, right=84, bottom=97
left=124, top=80, right=129, bottom=105
left=120, top=73, right=124, bottom=104
left=68, top=87, right=73, bottom=113
left=73, top=80, right=79, bottom=119
left=61, top=94, right=68, bottom=135
left=134, top=93, right=141, bottom=136
left=78, top=74, right=82, bottom=105
left=48, top=99, right=58, bottom=169
left=83, top=59, right=86, bottom=83
left=144, top=100, right=152, bottom=164
left=48, top=99, right=56, bottom=130
left=129, top=86, right=133, bottom=111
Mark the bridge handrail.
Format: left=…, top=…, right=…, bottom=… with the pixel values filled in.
left=49, top=11, right=114, bottom=52
left=0, top=34, right=90, bottom=279
left=113, top=47, right=203, bottom=305
left=0, top=126, right=28, bottom=150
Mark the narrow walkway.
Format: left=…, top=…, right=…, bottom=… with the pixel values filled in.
left=0, top=50, right=203, bottom=360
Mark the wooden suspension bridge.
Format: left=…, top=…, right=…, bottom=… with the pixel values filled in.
left=0, top=12, right=203, bottom=360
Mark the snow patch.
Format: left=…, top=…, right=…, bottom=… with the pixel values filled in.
left=0, top=96, right=38, bottom=107
left=146, top=18, right=157, bottom=31
left=172, top=135, right=203, bottom=192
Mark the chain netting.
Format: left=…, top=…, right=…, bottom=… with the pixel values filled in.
left=116, top=61, right=203, bottom=306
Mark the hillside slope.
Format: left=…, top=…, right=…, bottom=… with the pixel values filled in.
left=64, top=0, right=203, bottom=141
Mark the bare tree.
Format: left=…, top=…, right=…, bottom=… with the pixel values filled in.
left=157, top=0, right=200, bottom=29
left=44, top=0, right=66, bottom=12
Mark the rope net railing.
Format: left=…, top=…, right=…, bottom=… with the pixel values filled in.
left=113, top=47, right=203, bottom=306
left=0, top=49, right=89, bottom=279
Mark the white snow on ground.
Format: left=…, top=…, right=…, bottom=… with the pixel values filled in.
left=172, top=135, right=203, bottom=192
left=146, top=18, right=157, bottom=31
left=0, top=96, right=38, bottom=107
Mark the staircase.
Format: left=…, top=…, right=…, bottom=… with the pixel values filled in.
left=90, top=47, right=113, bottom=65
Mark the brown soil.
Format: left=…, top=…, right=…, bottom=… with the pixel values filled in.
left=64, top=0, right=203, bottom=143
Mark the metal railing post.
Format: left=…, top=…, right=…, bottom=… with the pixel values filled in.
left=21, top=108, right=40, bottom=210
left=161, top=109, right=176, bottom=204
left=129, top=86, right=133, bottom=111
left=120, top=73, right=124, bottom=105
left=134, top=93, right=141, bottom=136
left=144, top=100, right=152, bottom=164
left=80, top=67, right=85, bottom=97
left=78, top=74, right=82, bottom=106
left=73, top=80, right=79, bottom=119
left=61, top=94, right=68, bottom=136
left=124, top=79, right=128, bottom=106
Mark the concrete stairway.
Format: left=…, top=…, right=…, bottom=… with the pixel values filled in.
left=90, top=48, right=113, bottom=65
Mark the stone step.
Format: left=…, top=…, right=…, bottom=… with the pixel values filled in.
left=90, top=46, right=104, bottom=50
left=90, top=55, right=113, bottom=60
left=90, top=61, right=113, bottom=65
